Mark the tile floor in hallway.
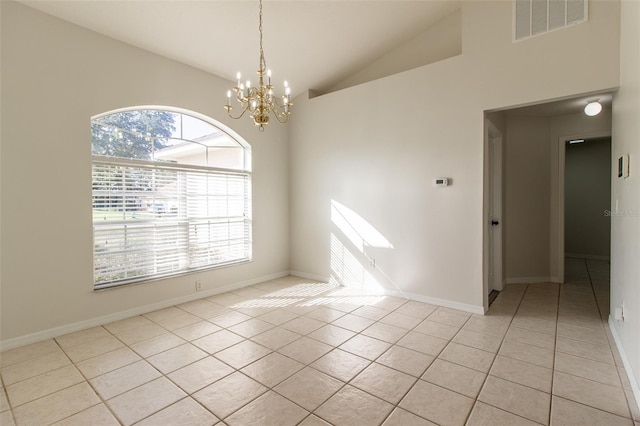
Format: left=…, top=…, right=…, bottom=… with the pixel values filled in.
left=1, top=259, right=639, bottom=425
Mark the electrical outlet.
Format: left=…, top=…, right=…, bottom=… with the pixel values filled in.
left=369, top=258, right=376, bottom=269
left=195, top=280, right=202, bottom=291
left=614, top=306, right=624, bottom=321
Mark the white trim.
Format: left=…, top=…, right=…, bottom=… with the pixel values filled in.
left=483, top=119, right=504, bottom=313
left=294, top=270, right=484, bottom=315
left=608, top=316, right=640, bottom=413
left=288, top=270, right=331, bottom=283
left=384, top=288, right=485, bottom=315
left=566, top=253, right=610, bottom=261
left=505, top=276, right=557, bottom=284
left=0, top=271, right=289, bottom=352
left=485, top=120, right=504, bottom=301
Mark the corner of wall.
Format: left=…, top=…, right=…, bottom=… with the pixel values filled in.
left=610, top=0, right=640, bottom=409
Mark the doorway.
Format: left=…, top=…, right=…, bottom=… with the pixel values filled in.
left=484, top=92, right=613, bottom=311
left=556, top=131, right=612, bottom=283
left=564, top=137, right=612, bottom=261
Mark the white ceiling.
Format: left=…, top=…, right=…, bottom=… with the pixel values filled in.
left=19, top=0, right=461, bottom=96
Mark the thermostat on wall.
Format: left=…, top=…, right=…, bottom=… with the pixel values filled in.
left=618, top=154, right=630, bottom=178
left=434, top=178, right=449, bottom=187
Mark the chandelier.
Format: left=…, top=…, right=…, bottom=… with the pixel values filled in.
left=225, top=0, right=292, bottom=131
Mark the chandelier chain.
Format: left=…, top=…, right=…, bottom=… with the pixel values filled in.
left=224, top=0, right=291, bottom=131
left=259, top=0, right=265, bottom=71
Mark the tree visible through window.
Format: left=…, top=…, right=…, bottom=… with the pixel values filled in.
left=91, top=107, right=251, bottom=289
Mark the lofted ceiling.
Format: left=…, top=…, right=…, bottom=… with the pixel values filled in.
left=19, top=0, right=461, bottom=97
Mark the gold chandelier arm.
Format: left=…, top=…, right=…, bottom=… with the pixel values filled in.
left=270, top=97, right=292, bottom=109
left=273, top=114, right=289, bottom=124
left=268, top=103, right=291, bottom=124
left=225, top=104, right=250, bottom=120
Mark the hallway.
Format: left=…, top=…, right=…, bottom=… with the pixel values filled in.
left=483, top=258, right=638, bottom=424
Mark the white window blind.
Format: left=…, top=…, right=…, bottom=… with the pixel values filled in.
left=92, top=158, right=251, bottom=289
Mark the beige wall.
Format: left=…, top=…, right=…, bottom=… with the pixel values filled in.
left=290, top=1, right=620, bottom=311
left=611, top=0, right=640, bottom=406
left=0, top=2, right=290, bottom=345
left=504, top=115, right=552, bottom=281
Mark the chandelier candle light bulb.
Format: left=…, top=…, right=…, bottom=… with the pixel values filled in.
left=224, top=0, right=292, bottom=131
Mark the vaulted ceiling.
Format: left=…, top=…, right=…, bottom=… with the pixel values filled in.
left=19, top=0, right=461, bottom=96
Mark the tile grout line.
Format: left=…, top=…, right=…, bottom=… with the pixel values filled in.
left=586, top=258, right=639, bottom=422
left=56, top=308, right=280, bottom=425
left=306, top=301, right=429, bottom=425
left=557, top=259, right=635, bottom=421
left=462, top=283, right=526, bottom=425
left=7, top=288, right=357, bottom=424
left=548, top=275, right=562, bottom=426
left=440, top=310, right=493, bottom=425
left=3, top=274, right=630, bottom=425
left=128, top=292, right=402, bottom=425
left=0, top=288, right=538, bottom=425
left=584, top=258, right=606, bottom=323
left=1, top=372, right=18, bottom=426
left=258, top=298, right=412, bottom=425
left=62, top=327, right=140, bottom=426
left=368, top=305, right=472, bottom=425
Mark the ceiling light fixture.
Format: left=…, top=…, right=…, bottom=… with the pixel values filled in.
left=584, top=100, right=602, bottom=117
left=224, top=0, right=292, bottom=131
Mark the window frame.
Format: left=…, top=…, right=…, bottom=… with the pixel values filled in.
left=91, top=106, right=252, bottom=290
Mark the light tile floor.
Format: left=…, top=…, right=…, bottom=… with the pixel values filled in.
left=1, top=260, right=639, bottom=425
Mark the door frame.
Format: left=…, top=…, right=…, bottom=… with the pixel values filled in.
left=555, top=130, right=611, bottom=283
left=483, top=119, right=504, bottom=312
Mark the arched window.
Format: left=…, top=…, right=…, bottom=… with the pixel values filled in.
left=91, top=107, right=251, bottom=289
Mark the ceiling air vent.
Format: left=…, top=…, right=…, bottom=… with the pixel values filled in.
left=514, top=0, right=588, bottom=41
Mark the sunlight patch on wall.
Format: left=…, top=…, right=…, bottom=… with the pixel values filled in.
left=330, top=233, right=385, bottom=294
left=329, top=200, right=407, bottom=298
left=331, top=200, right=393, bottom=254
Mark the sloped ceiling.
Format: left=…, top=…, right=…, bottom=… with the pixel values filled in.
left=19, top=0, right=461, bottom=96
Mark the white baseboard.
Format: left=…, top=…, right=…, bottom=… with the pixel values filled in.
left=324, top=272, right=485, bottom=316
left=0, top=271, right=290, bottom=352
left=505, top=276, right=555, bottom=284
left=566, top=253, right=610, bottom=261
left=385, top=288, right=485, bottom=315
left=0, top=269, right=486, bottom=351
left=288, top=270, right=331, bottom=283
left=608, top=316, right=640, bottom=413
